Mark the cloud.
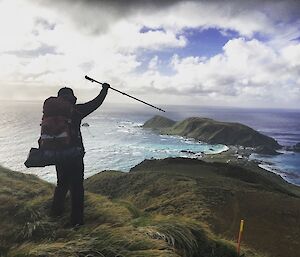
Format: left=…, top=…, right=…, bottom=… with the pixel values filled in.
left=0, top=0, right=300, bottom=108
left=32, top=0, right=183, bottom=35
left=35, top=17, right=56, bottom=30
left=31, top=0, right=300, bottom=39
left=122, top=37, right=300, bottom=107
left=4, top=43, right=62, bottom=58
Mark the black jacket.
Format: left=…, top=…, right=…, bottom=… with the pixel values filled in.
left=71, top=88, right=108, bottom=151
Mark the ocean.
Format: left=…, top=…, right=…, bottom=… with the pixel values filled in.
left=0, top=101, right=299, bottom=185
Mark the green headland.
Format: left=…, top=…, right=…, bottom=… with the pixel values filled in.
left=143, top=115, right=281, bottom=152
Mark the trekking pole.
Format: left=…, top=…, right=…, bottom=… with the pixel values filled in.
left=85, top=75, right=165, bottom=112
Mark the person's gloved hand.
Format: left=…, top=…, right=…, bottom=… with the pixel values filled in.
left=102, top=83, right=110, bottom=91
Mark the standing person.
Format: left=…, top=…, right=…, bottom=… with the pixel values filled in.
left=50, top=83, right=110, bottom=227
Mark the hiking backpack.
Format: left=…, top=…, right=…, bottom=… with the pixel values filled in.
left=39, top=96, right=73, bottom=150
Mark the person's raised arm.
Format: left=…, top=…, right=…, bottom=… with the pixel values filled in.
left=75, top=83, right=110, bottom=119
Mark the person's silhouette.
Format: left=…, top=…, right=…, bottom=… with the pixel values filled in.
left=51, top=83, right=109, bottom=226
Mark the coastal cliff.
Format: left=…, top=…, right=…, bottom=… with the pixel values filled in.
left=143, top=115, right=281, bottom=151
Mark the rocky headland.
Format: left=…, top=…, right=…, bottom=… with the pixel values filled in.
left=143, top=115, right=281, bottom=154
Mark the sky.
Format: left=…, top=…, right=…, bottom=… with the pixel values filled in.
left=0, top=0, right=300, bottom=108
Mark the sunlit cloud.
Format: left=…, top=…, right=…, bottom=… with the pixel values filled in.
left=0, top=0, right=299, bottom=108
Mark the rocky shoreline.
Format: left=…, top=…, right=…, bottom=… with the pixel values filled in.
left=143, top=115, right=300, bottom=185
left=179, top=142, right=300, bottom=185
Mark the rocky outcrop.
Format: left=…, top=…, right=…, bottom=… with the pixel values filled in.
left=284, top=143, right=300, bottom=153
left=254, top=145, right=281, bottom=155
left=294, top=143, right=300, bottom=152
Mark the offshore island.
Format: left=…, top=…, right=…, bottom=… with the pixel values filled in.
left=1, top=116, right=300, bottom=257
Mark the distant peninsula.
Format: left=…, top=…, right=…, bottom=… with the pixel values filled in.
left=143, top=115, right=281, bottom=152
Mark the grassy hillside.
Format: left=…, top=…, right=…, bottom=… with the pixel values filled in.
left=143, top=116, right=177, bottom=129
left=85, top=158, right=300, bottom=257
left=0, top=165, right=260, bottom=257
left=143, top=116, right=281, bottom=150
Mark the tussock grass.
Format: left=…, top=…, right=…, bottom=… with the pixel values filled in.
left=1, top=164, right=265, bottom=257
left=84, top=193, right=132, bottom=225
left=84, top=159, right=299, bottom=257
left=7, top=224, right=177, bottom=257
left=0, top=167, right=178, bottom=257
left=115, top=200, right=144, bottom=218
left=134, top=215, right=240, bottom=257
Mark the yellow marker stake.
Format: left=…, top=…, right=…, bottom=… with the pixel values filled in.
left=237, top=219, right=244, bottom=255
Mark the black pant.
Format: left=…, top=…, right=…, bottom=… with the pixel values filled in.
left=51, top=157, right=84, bottom=225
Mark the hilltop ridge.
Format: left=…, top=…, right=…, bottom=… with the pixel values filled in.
left=85, top=157, right=300, bottom=257
left=0, top=165, right=259, bottom=257
left=2, top=155, right=300, bottom=257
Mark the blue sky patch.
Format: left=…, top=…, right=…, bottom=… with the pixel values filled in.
left=252, top=31, right=271, bottom=42
left=292, top=36, right=300, bottom=42
left=135, top=27, right=239, bottom=75
left=135, top=50, right=177, bottom=76
left=176, top=27, right=239, bottom=57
